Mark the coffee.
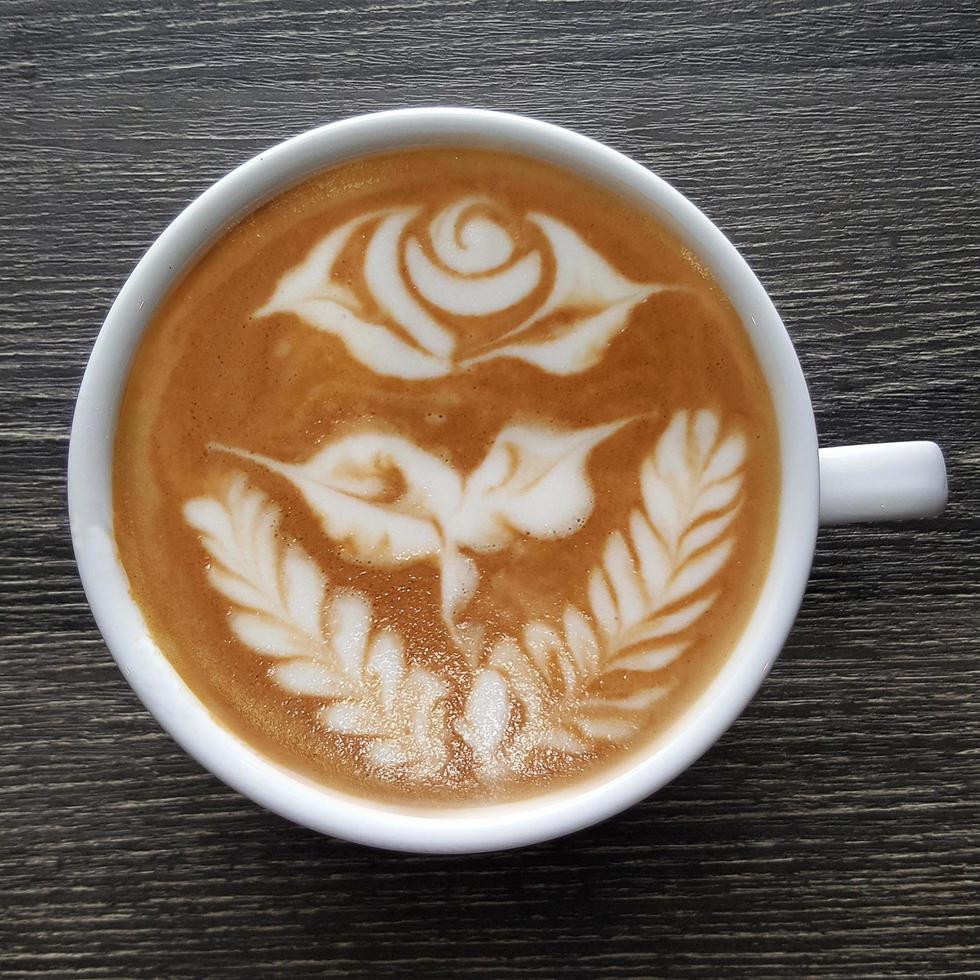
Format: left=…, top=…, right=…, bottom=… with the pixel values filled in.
left=114, top=148, right=779, bottom=805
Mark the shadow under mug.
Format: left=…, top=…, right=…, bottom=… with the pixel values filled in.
left=68, top=108, right=948, bottom=853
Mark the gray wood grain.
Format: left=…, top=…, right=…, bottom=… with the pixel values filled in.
left=1, top=1, right=978, bottom=977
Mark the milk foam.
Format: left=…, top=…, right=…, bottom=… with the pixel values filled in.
left=257, top=196, right=667, bottom=378
left=215, top=418, right=629, bottom=628
left=187, top=410, right=747, bottom=783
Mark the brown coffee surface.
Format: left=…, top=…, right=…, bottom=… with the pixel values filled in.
left=114, top=148, right=780, bottom=806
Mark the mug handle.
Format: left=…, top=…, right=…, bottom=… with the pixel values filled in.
left=819, top=442, right=948, bottom=525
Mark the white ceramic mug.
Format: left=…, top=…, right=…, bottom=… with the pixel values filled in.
left=68, top=108, right=948, bottom=853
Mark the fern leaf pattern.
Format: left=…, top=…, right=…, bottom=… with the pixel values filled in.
left=460, top=409, right=746, bottom=774
left=184, top=477, right=451, bottom=779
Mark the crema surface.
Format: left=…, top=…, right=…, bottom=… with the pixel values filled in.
left=114, top=148, right=780, bottom=805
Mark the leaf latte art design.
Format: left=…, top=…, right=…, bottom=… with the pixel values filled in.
left=213, top=419, right=629, bottom=639
left=458, top=409, right=746, bottom=774
left=184, top=410, right=747, bottom=785
left=184, top=480, right=450, bottom=778
left=257, top=196, right=672, bottom=379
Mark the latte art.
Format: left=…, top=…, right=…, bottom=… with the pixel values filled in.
left=257, top=196, right=665, bottom=378
left=186, top=477, right=453, bottom=779
left=186, top=409, right=746, bottom=781
left=407, top=198, right=542, bottom=313
left=114, top=148, right=779, bottom=805
left=212, top=419, right=630, bottom=628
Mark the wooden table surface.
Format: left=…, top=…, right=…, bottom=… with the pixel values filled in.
left=2, top=2, right=978, bottom=976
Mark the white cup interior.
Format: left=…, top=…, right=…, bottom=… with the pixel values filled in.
left=68, top=108, right=819, bottom=853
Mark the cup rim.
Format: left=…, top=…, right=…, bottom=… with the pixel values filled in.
left=68, top=107, right=818, bottom=853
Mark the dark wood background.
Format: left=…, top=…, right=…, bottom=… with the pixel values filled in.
left=2, top=1, right=978, bottom=976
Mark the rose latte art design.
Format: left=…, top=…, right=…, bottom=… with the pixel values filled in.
left=179, top=192, right=749, bottom=785
left=115, top=149, right=779, bottom=802
left=257, top=196, right=670, bottom=378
